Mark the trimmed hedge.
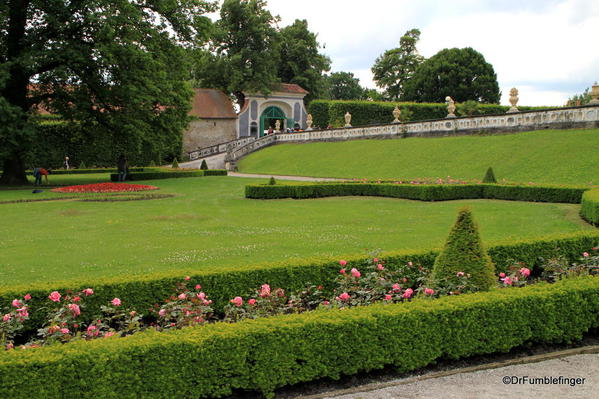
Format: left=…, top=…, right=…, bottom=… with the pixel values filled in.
left=109, top=169, right=227, bottom=181
left=1, top=232, right=597, bottom=335
left=308, top=100, right=547, bottom=128
left=245, top=182, right=589, bottom=204
left=581, top=189, right=599, bottom=225
left=1, top=276, right=598, bottom=398
left=48, top=168, right=144, bottom=175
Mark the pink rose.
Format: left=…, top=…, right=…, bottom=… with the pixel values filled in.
left=68, top=304, right=81, bottom=317
left=196, top=292, right=206, bottom=300
left=338, top=292, right=350, bottom=301
left=456, top=272, right=465, bottom=277
left=384, top=294, right=392, bottom=301
left=230, top=296, right=243, bottom=307
left=351, top=268, right=361, bottom=278
left=3, top=314, right=11, bottom=322
left=248, top=298, right=256, bottom=306
left=519, top=267, right=531, bottom=277
left=373, top=258, right=379, bottom=263
left=87, top=325, right=97, bottom=333
left=60, top=328, right=70, bottom=334
left=424, top=288, right=435, bottom=296
left=322, top=300, right=330, bottom=306
left=502, top=277, right=513, bottom=286
left=340, top=268, right=346, bottom=275
left=111, top=298, right=121, bottom=306
left=499, top=272, right=506, bottom=278
left=12, top=299, right=21, bottom=308
left=403, top=288, right=413, bottom=299
left=158, top=309, right=167, bottom=317
left=392, top=283, right=401, bottom=292
left=130, top=311, right=136, bottom=317
left=407, top=261, right=413, bottom=267
left=48, top=291, right=61, bottom=302
left=339, top=260, right=347, bottom=267
left=24, top=294, right=31, bottom=301
left=185, top=276, right=191, bottom=281
left=178, top=293, right=186, bottom=300
left=195, top=284, right=201, bottom=290
left=83, top=288, right=94, bottom=296
left=104, top=332, right=115, bottom=338
left=259, top=284, right=271, bottom=297
left=377, top=263, right=384, bottom=271
left=583, top=252, right=589, bottom=258
left=17, top=308, right=29, bottom=318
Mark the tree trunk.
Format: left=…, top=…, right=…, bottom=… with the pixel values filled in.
left=0, top=154, right=29, bottom=185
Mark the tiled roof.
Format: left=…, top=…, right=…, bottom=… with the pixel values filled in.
left=189, top=89, right=237, bottom=119
left=276, top=83, right=309, bottom=94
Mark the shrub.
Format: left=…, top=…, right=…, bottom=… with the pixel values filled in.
left=581, top=189, right=599, bottom=225
left=171, top=158, right=179, bottom=169
left=482, top=167, right=497, bottom=183
left=431, top=208, right=496, bottom=292
left=109, top=169, right=227, bottom=181
left=200, top=159, right=208, bottom=170
left=78, top=161, right=86, bottom=169
left=268, top=176, right=276, bottom=185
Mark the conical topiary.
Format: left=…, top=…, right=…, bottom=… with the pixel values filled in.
left=171, top=158, right=179, bottom=169
left=268, top=176, right=276, bottom=185
left=482, top=167, right=497, bottom=183
left=200, top=159, right=208, bottom=170
left=431, top=207, right=496, bottom=292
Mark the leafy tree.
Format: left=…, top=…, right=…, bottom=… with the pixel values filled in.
left=566, top=85, right=594, bottom=106
left=0, top=0, right=214, bottom=185
left=277, top=19, right=331, bottom=103
left=371, top=28, right=424, bottom=101
left=325, top=72, right=366, bottom=100
left=403, top=47, right=500, bottom=104
left=208, top=0, right=281, bottom=107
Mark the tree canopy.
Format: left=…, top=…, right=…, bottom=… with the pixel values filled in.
left=371, top=28, right=424, bottom=101
left=0, top=0, right=214, bottom=185
left=402, top=47, right=500, bottom=103
left=325, top=72, right=366, bottom=100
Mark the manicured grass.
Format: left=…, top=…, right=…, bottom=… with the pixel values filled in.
left=0, top=176, right=594, bottom=287
left=238, top=128, right=599, bottom=185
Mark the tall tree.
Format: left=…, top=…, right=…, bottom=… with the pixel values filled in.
left=0, top=0, right=214, bottom=185
left=371, top=28, right=424, bottom=101
left=325, top=72, right=366, bottom=100
left=277, top=19, right=331, bottom=103
left=210, top=0, right=281, bottom=107
left=402, top=47, right=500, bottom=104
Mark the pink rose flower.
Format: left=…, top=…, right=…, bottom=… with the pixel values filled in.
left=178, top=293, right=186, bottom=300
left=87, top=325, right=97, bottom=333
left=583, top=252, right=589, bottom=258
left=499, top=272, right=506, bottom=278
left=230, top=296, right=243, bottom=307
left=373, top=258, right=379, bottom=263
left=24, top=294, right=31, bottom=301
left=351, top=268, right=361, bottom=278
left=12, top=299, right=21, bottom=308
left=340, top=268, right=346, bottom=274
left=158, top=309, right=167, bottom=317
left=403, top=288, right=414, bottom=299
left=60, top=328, right=70, bottom=334
left=68, top=304, right=81, bottom=317
left=338, top=292, right=350, bottom=301
left=83, top=288, right=94, bottom=296
left=130, top=311, right=136, bottom=317
left=3, top=314, right=11, bottom=322
left=392, top=283, right=401, bottom=292
left=196, top=292, right=206, bottom=300
left=17, top=308, right=29, bottom=318
left=339, top=260, right=347, bottom=267
left=111, top=298, right=121, bottom=306
left=456, top=272, right=465, bottom=277
left=185, top=276, right=191, bottom=281
left=322, top=300, right=330, bottom=306
left=104, top=332, right=115, bottom=338
left=408, top=261, right=413, bottom=267
left=519, top=267, right=531, bottom=277
left=424, top=288, right=435, bottom=296
left=248, top=298, right=256, bottom=306
left=48, top=291, right=61, bottom=302
left=502, top=277, right=513, bottom=286
left=384, top=294, right=392, bottom=301
left=195, top=284, right=201, bottom=290
left=377, top=263, right=384, bottom=271
left=259, top=284, right=271, bottom=297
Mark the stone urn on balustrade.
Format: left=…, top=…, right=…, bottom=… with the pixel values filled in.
left=590, top=83, right=599, bottom=105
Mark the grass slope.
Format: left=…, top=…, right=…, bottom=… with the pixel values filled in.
left=0, top=176, right=593, bottom=287
left=238, top=129, right=599, bottom=185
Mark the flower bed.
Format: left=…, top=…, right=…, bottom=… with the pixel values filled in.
left=51, top=182, right=159, bottom=193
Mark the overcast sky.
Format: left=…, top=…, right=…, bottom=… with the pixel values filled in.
left=214, top=0, right=599, bottom=106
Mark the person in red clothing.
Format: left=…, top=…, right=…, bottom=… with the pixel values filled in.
left=33, top=167, right=49, bottom=185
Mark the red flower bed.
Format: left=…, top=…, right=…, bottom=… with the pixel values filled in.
left=52, top=182, right=159, bottom=193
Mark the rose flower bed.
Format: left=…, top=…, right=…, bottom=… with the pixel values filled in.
left=51, top=182, right=159, bottom=193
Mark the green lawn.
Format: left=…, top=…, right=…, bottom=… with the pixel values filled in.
left=0, top=176, right=594, bottom=287
left=238, top=128, right=599, bottom=185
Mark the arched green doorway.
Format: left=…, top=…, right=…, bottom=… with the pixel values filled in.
left=259, top=106, right=293, bottom=136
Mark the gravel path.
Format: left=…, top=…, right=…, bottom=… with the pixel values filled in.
left=228, top=172, right=346, bottom=182
left=323, top=353, right=598, bottom=399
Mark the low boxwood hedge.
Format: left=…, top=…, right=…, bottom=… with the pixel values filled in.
left=245, top=182, right=589, bottom=204
left=1, top=276, right=598, bottom=398
left=1, top=232, right=597, bottom=335
left=581, top=189, right=599, bottom=225
left=109, top=169, right=227, bottom=181
left=48, top=168, right=145, bottom=175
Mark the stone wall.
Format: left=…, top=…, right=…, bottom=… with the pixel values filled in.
left=183, top=119, right=238, bottom=156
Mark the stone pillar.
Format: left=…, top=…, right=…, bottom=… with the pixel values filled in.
left=392, top=106, right=401, bottom=123
left=445, top=96, right=456, bottom=118
left=590, top=83, right=599, bottom=105
left=507, top=88, right=520, bottom=113
left=344, top=112, right=352, bottom=128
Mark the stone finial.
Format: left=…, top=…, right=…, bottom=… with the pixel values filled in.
left=344, top=112, right=352, bottom=128
left=306, top=113, right=313, bottom=130
left=590, top=82, right=599, bottom=105
left=392, top=106, right=401, bottom=123
left=275, top=119, right=281, bottom=132
left=507, top=87, right=520, bottom=113
left=445, top=96, right=456, bottom=118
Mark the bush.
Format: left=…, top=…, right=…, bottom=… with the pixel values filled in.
left=1, top=276, right=598, bottom=398
left=171, top=158, right=179, bottom=169
left=200, top=159, right=208, bottom=170
left=581, top=189, right=599, bottom=225
left=431, top=208, right=496, bottom=291
left=109, top=169, right=227, bottom=181
left=482, top=167, right=497, bottom=183
left=268, top=176, right=276, bottom=185
left=50, top=168, right=144, bottom=175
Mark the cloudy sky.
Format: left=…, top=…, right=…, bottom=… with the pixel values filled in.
left=214, top=0, right=599, bottom=106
